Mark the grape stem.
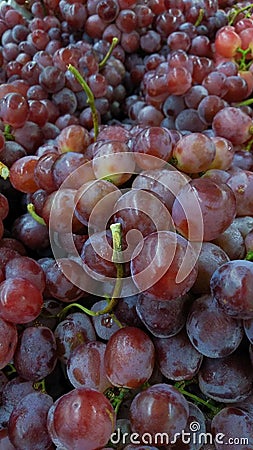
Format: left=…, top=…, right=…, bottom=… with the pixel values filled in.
left=27, top=203, right=46, bottom=226
left=33, top=379, right=46, bottom=393
left=194, top=8, right=204, bottom=27
left=228, top=3, right=253, bottom=25
left=105, top=386, right=129, bottom=415
left=245, top=250, right=253, bottom=261
left=0, top=161, right=9, bottom=180
left=3, top=124, right=15, bottom=141
left=174, top=381, right=223, bottom=416
left=67, top=64, right=99, bottom=140
left=98, top=37, right=119, bottom=69
left=58, top=223, right=124, bottom=320
left=98, top=223, right=124, bottom=315
left=3, top=362, right=16, bottom=377
left=236, top=47, right=252, bottom=71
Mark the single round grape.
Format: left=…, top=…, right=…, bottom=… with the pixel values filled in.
left=0, top=278, right=43, bottom=324
left=129, top=383, right=189, bottom=444
left=154, top=328, right=203, bottom=380
left=47, top=388, right=116, bottom=450
left=132, top=126, right=173, bottom=170
left=8, top=391, right=53, bottom=450
left=9, top=155, right=39, bottom=193
left=5, top=256, right=46, bottom=292
left=54, top=312, right=96, bottom=364
left=14, top=326, right=57, bottom=381
left=172, top=132, right=216, bottom=173
left=172, top=178, right=236, bottom=242
left=67, top=341, right=111, bottom=392
left=91, top=300, right=122, bottom=341
left=104, top=326, right=155, bottom=388
left=131, top=231, right=198, bottom=301
left=0, top=92, right=29, bottom=128
left=210, top=260, right=253, bottom=319
left=198, top=350, right=253, bottom=403
left=186, top=295, right=244, bottom=358
left=211, top=407, right=253, bottom=450
left=226, top=170, right=253, bottom=216
left=136, top=292, right=189, bottom=338
left=212, top=107, right=253, bottom=145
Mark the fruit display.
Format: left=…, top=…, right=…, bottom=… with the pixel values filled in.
left=1, top=0, right=253, bottom=449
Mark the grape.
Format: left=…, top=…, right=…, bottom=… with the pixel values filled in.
left=172, top=178, right=236, bottom=242
left=0, top=92, right=29, bottom=128
left=47, top=388, right=116, bottom=450
left=136, top=292, right=190, bottom=338
left=104, top=326, right=155, bottom=388
left=186, top=294, right=244, bottom=358
left=92, top=140, right=135, bottom=186
left=129, top=383, right=189, bottom=444
left=210, top=260, right=253, bottom=320
left=8, top=391, right=53, bottom=450
left=198, top=349, right=253, bottom=403
left=9, top=155, right=39, bottom=193
left=75, top=179, right=121, bottom=230
left=226, top=170, right=253, bottom=216
left=67, top=341, right=111, bottom=392
left=14, top=326, right=57, bottom=381
left=132, top=167, right=190, bottom=211
left=45, top=259, right=85, bottom=302
left=212, top=222, right=245, bottom=260
left=131, top=231, right=198, bottom=301
left=215, top=27, right=242, bottom=58
left=112, top=188, right=174, bottom=247
left=91, top=299, right=122, bottom=340
left=172, top=132, right=216, bottom=173
left=132, top=126, right=173, bottom=169
left=5, top=256, right=46, bottom=292
left=208, top=136, right=234, bottom=171
left=54, top=312, right=96, bottom=364
left=11, top=213, right=50, bottom=250
left=197, top=95, right=225, bottom=125
left=0, top=278, right=43, bottom=324
left=212, top=107, right=253, bottom=145
left=154, top=328, right=203, bottom=380
left=211, top=407, right=253, bottom=449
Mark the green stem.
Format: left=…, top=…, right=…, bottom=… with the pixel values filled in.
left=4, top=363, right=16, bottom=377
left=105, top=387, right=129, bottom=415
left=228, top=3, right=253, bottom=25
left=58, top=223, right=124, bottom=321
left=236, top=98, right=253, bottom=106
left=245, top=250, right=253, bottom=261
left=99, top=37, right=119, bottom=70
left=67, top=64, right=99, bottom=140
left=33, top=379, right=46, bottom=393
left=27, top=203, right=46, bottom=226
left=3, top=124, right=15, bottom=141
left=0, top=161, right=9, bottom=180
left=97, top=223, right=124, bottom=315
left=175, top=385, right=222, bottom=416
left=194, top=8, right=204, bottom=27
left=236, top=47, right=252, bottom=71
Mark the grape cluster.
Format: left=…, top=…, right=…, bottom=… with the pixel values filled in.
left=1, top=0, right=253, bottom=449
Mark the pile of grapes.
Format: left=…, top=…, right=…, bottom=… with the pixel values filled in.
left=1, top=0, right=253, bottom=448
